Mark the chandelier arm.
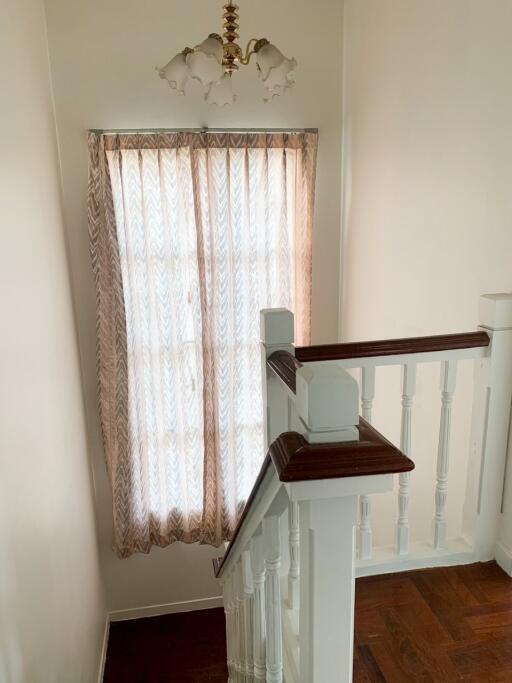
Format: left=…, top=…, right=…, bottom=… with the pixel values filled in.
left=239, top=38, right=261, bottom=66
left=239, top=38, right=258, bottom=65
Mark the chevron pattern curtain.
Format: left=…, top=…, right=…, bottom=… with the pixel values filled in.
left=88, top=131, right=317, bottom=558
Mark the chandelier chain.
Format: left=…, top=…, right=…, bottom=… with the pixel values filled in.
left=223, top=4, right=240, bottom=44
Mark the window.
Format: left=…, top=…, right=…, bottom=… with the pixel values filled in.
left=88, top=131, right=318, bottom=557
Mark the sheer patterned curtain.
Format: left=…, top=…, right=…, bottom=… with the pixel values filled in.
left=88, top=131, right=317, bottom=557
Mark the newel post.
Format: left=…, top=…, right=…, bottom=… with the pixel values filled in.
left=260, top=308, right=295, bottom=447
left=463, top=294, right=512, bottom=566
left=289, top=364, right=396, bottom=683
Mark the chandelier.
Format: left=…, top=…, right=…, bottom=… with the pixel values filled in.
left=156, top=3, right=297, bottom=106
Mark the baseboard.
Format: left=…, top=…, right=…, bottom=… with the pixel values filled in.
left=355, top=538, right=475, bottom=578
left=495, top=540, right=512, bottom=576
left=109, top=595, right=223, bottom=622
left=97, top=614, right=110, bottom=683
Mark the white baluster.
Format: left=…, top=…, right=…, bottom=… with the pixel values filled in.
left=358, top=366, right=375, bottom=560
left=224, top=575, right=234, bottom=682
left=231, top=570, right=241, bottom=683
left=230, top=563, right=241, bottom=682
left=433, top=360, right=457, bottom=550
left=242, top=550, right=254, bottom=682
left=236, top=560, right=246, bottom=682
left=396, top=363, right=416, bottom=555
left=250, top=534, right=266, bottom=681
left=287, top=501, right=300, bottom=609
left=263, top=515, right=283, bottom=683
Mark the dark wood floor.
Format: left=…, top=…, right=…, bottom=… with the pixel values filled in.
left=104, top=607, right=228, bottom=682
left=354, top=562, right=512, bottom=681
left=104, top=562, right=512, bottom=682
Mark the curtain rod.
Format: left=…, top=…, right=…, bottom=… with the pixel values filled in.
left=89, top=127, right=318, bottom=135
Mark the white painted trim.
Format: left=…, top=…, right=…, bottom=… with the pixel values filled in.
left=97, top=615, right=110, bottom=683
left=495, top=540, right=512, bottom=576
left=109, top=595, right=223, bottom=622
left=287, top=473, right=393, bottom=502
left=355, top=538, right=475, bottom=578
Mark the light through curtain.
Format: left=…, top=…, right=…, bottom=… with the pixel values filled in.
left=88, top=132, right=317, bottom=557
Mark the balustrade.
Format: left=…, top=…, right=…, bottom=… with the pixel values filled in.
left=215, top=294, right=512, bottom=682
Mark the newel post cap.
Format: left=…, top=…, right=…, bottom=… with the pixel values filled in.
left=479, top=293, right=512, bottom=331
left=296, top=363, right=359, bottom=433
left=260, top=308, right=294, bottom=345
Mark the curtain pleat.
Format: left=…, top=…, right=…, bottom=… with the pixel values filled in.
left=88, top=131, right=318, bottom=558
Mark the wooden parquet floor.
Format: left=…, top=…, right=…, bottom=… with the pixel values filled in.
left=104, top=562, right=512, bottom=682
left=354, top=562, right=512, bottom=681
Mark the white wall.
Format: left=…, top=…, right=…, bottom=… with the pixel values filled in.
left=0, top=1, right=106, bottom=680
left=44, top=0, right=344, bottom=611
left=342, top=0, right=512, bottom=546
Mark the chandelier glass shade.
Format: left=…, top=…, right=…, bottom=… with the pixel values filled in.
left=156, top=3, right=297, bottom=106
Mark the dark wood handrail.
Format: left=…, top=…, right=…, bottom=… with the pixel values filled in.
left=267, top=350, right=303, bottom=393
left=215, top=419, right=414, bottom=578
left=295, top=331, right=490, bottom=363
left=270, top=419, right=414, bottom=482
left=215, top=454, right=273, bottom=578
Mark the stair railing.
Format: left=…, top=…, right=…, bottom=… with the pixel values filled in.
left=294, top=293, right=512, bottom=575
left=216, top=293, right=512, bottom=682
left=215, top=308, right=414, bottom=683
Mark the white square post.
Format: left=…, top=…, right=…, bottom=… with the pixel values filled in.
left=296, top=363, right=359, bottom=443
left=463, top=293, right=512, bottom=568
left=298, top=494, right=358, bottom=683
left=292, top=475, right=394, bottom=683
left=260, top=308, right=295, bottom=447
left=290, top=360, right=393, bottom=683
